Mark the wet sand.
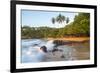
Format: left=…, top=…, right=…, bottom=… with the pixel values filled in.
left=45, top=39, right=90, bottom=62
left=70, top=41, right=90, bottom=60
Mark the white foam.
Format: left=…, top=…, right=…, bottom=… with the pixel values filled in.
left=45, top=40, right=56, bottom=51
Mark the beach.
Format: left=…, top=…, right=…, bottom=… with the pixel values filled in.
left=45, top=37, right=90, bottom=61
left=46, top=37, right=89, bottom=41
left=21, top=37, right=90, bottom=63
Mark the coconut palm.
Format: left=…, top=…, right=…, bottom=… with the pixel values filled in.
left=52, top=17, right=55, bottom=24
left=51, top=13, right=69, bottom=29
left=66, top=17, right=69, bottom=24
left=56, top=14, right=66, bottom=24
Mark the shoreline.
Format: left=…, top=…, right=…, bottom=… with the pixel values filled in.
left=45, top=37, right=90, bottom=42
left=22, top=37, right=90, bottom=42
left=22, top=37, right=90, bottom=61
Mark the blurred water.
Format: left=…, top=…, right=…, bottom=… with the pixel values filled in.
left=21, top=39, right=76, bottom=63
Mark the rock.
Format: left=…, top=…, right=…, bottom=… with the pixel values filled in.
left=61, top=55, right=65, bottom=58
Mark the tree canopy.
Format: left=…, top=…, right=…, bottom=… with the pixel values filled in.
left=21, top=13, right=90, bottom=39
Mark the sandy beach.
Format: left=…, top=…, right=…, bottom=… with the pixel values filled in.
left=45, top=37, right=90, bottom=61
left=21, top=37, right=90, bottom=63
left=46, top=37, right=90, bottom=42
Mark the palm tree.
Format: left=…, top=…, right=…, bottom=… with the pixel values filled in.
left=56, top=14, right=65, bottom=24
left=52, top=17, right=55, bottom=24
left=66, top=17, right=69, bottom=24
left=51, top=14, right=70, bottom=37
left=51, top=14, right=69, bottom=27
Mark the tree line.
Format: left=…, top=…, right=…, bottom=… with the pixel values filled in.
left=21, top=13, right=90, bottom=39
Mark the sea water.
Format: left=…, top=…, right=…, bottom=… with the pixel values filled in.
left=21, top=39, right=76, bottom=63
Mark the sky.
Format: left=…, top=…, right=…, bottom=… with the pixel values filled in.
left=21, top=10, right=78, bottom=28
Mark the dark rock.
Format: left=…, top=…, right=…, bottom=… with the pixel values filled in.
left=61, top=55, right=65, bottom=58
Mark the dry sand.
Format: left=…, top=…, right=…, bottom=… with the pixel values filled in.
left=46, top=37, right=90, bottom=42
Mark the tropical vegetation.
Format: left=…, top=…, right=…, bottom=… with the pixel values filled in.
left=21, top=13, right=90, bottom=39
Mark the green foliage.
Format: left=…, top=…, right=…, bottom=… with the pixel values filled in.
left=52, top=17, right=55, bottom=24
left=51, top=14, right=69, bottom=24
left=66, top=17, right=69, bottom=24
left=21, top=13, right=90, bottom=39
left=74, top=13, right=90, bottom=35
left=56, top=14, right=65, bottom=23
